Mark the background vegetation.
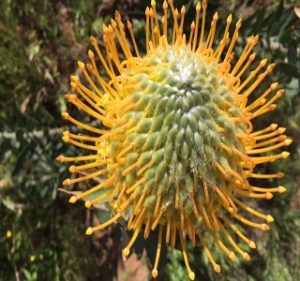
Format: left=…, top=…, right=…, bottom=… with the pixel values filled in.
left=0, top=0, right=299, bottom=280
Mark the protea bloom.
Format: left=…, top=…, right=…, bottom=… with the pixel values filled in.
left=57, top=0, right=291, bottom=279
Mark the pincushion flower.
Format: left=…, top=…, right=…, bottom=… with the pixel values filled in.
left=57, top=0, right=292, bottom=279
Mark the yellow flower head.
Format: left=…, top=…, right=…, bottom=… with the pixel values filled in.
left=58, top=0, right=291, bottom=279
left=6, top=230, right=12, bottom=238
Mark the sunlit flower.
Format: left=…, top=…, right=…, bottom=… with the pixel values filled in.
left=5, top=229, right=12, bottom=238
left=57, top=0, right=291, bottom=279
left=29, top=255, right=36, bottom=263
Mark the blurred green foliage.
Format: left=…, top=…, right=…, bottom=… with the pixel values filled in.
left=0, top=0, right=299, bottom=280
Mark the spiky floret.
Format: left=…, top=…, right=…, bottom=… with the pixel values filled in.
left=57, top=0, right=291, bottom=279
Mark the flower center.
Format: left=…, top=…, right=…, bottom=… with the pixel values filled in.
left=107, top=45, right=248, bottom=217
